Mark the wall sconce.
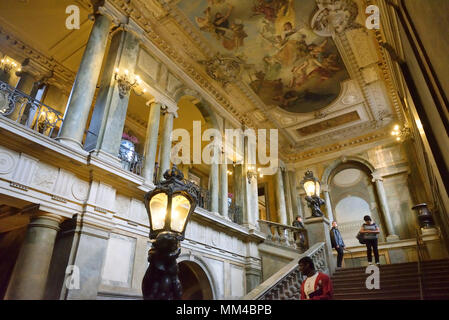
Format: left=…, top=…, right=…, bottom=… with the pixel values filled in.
left=247, top=165, right=262, bottom=184
left=1, top=58, right=20, bottom=74
left=227, top=169, right=232, bottom=176
left=391, top=124, right=411, bottom=142
left=114, top=68, right=146, bottom=98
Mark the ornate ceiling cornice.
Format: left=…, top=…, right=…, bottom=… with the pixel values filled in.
left=108, top=0, right=259, bottom=131
left=0, top=25, right=75, bottom=93
left=283, top=129, right=391, bottom=162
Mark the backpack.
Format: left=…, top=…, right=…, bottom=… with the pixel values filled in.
left=356, top=232, right=366, bottom=244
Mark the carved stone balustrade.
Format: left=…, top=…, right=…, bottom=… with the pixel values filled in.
left=258, top=219, right=309, bottom=252
left=242, top=242, right=328, bottom=300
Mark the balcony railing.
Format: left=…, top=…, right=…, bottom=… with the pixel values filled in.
left=258, top=219, right=309, bottom=252
left=0, top=80, right=63, bottom=138
left=197, top=186, right=211, bottom=211
left=229, top=203, right=243, bottom=224
left=118, top=145, right=144, bottom=176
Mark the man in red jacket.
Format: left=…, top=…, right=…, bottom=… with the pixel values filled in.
left=298, top=256, right=333, bottom=300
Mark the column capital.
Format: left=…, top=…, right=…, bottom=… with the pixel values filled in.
left=32, top=212, right=66, bottom=224
left=146, top=99, right=162, bottom=108
left=371, top=170, right=383, bottom=182
left=161, top=103, right=179, bottom=118
left=95, top=1, right=125, bottom=26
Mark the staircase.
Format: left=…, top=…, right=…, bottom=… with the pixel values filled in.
left=332, top=259, right=449, bottom=300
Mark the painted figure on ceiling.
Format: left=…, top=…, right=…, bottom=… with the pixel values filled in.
left=213, top=4, right=233, bottom=40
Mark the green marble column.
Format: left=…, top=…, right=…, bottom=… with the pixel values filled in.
left=158, top=108, right=175, bottom=180
left=288, top=170, right=301, bottom=219
left=219, top=152, right=229, bottom=218
left=373, top=176, right=399, bottom=241
left=84, top=29, right=140, bottom=163
left=142, top=102, right=162, bottom=184
left=209, top=148, right=219, bottom=213
left=57, top=14, right=111, bottom=149
left=275, top=167, right=287, bottom=225
left=283, top=169, right=293, bottom=225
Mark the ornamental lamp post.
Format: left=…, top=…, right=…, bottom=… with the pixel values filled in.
left=301, top=170, right=325, bottom=218
left=142, top=165, right=198, bottom=300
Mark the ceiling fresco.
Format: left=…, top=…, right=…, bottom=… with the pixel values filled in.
left=177, top=0, right=350, bottom=113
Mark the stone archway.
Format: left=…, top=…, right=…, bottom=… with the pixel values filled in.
left=178, top=260, right=214, bottom=300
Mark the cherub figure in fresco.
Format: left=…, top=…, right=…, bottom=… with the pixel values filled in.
left=316, top=53, right=341, bottom=80
left=274, top=0, right=295, bottom=35
left=213, top=4, right=233, bottom=40
left=269, top=22, right=305, bottom=66
left=195, top=7, right=215, bottom=33
left=296, top=33, right=309, bottom=58
left=289, top=55, right=325, bottom=87
left=309, top=39, right=328, bottom=62
left=221, top=20, right=248, bottom=51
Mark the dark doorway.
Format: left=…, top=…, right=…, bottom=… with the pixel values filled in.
left=178, top=261, right=213, bottom=300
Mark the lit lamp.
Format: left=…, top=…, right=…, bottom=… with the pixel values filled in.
left=0, top=58, right=19, bottom=74
left=391, top=124, right=411, bottom=142
left=301, top=170, right=325, bottom=218
left=142, top=165, right=198, bottom=300
left=247, top=165, right=262, bottom=184
left=114, top=68, right=146, bottom=98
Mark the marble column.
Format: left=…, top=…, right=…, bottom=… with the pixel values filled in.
left=282, top=170, right=293, bottom=225
left=322, top=184, right=334, bottom=223
left=233, top=164, right=245, bottom=224
left=142, top=102, right=162, bottom=185
left=158, top=107, right=176, bottom=180
left=5, top=213, right=64, bottom=300
left=209, top=148, right=219, bottom=213
left=288, top=170, right=301, bottom=219
left=298, top=196, right=305, bottom=218
left=84, top=30, right=140, bottom=164
left=58, top=14, right=111, bottom=149
left=373, top=174, right=399, bottom=241
left=242, top=137, right=258, bottom=229
left=219, top=152, right=229, bottom=218
left=275, top=167, right=288, bottom=225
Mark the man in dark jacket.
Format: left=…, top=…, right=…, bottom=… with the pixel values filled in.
left=292, top=216, right=305, bottom=229
left=330, top=221, right=345, bottom=268
left=292, top=216, right=306, bottom=247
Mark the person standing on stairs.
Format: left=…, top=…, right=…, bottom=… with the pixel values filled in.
left=359, top=215, right=380, bottom=265
left=293, top=216, right=306, bottom=248
left=330, top=221, right=345, bottom=269
left=298, top=256, right=333, bottom=300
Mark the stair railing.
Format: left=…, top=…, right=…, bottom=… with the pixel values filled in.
left=415, top=229, right=424, bottom=300
left=242, top=242, right=328, bottom=300
left=258, top=219, right=309, bottom=252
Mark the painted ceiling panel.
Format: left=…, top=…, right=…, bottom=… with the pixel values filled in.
left=177, top=0, right=350, bottom=113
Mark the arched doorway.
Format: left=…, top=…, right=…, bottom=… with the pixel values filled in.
left=328, top=162, right=387, bottom=245
left=178, top=261, right=214, bottom=300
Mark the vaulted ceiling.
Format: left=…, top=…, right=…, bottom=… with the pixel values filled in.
left=0, top=0, right=402, bottom=163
